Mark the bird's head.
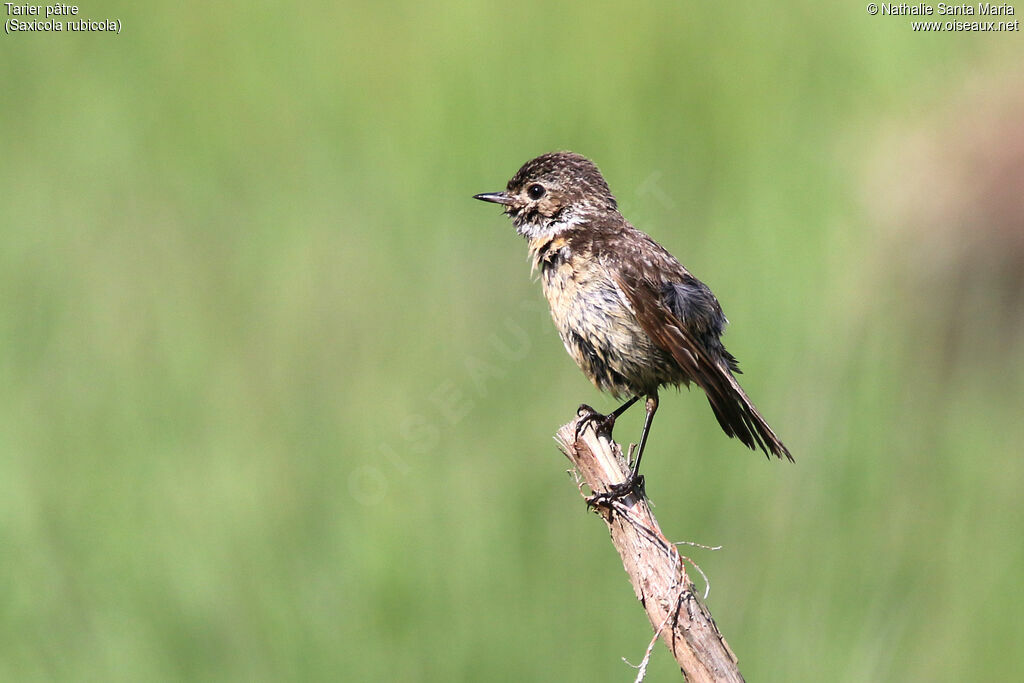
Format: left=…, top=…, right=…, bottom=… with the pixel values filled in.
left=474, top=151, right=618, bottom=239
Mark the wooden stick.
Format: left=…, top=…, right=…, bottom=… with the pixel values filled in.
left=555, top=417, right=744, bottom=682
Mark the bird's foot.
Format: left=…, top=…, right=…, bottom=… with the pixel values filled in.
left=586, top=474, right=646, bottom=509
left=574, top=404, right=617, bottom=442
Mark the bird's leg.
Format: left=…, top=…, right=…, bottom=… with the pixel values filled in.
left=588, top=393, right=658, bottom=506
left=627, top=394, right=659, bottom=482
left=575, top=396, right=640, bottom=442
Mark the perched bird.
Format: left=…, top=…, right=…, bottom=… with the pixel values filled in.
left=474, top=152, right=792, bottom=493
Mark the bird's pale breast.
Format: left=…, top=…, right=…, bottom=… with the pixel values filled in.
left=533, top=237, right=683, bottom=397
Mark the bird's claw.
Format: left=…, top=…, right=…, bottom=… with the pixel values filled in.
left=586, top=474, right=646, bottom=509
left=575, top=404, right=618, bottom=442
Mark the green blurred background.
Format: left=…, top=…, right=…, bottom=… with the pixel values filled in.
left=2, top=2, right=1022, bottom=680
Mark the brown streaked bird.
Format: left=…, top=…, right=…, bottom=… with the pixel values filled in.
left=474, top=151, right=792, bottom=494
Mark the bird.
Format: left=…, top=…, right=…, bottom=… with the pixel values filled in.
left=474, top=151, right=792, bottom=495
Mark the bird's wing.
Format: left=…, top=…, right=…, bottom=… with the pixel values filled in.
left=611, top=266, right=792, bottom=460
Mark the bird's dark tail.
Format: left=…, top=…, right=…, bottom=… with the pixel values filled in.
left=610, top=270, right=792, bottom=461
left=705, top=369, right=792, bottom=461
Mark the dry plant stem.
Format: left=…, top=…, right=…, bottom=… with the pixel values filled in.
left=555, top=418, right=744, bottom=683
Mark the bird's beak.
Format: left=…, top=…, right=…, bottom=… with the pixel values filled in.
left=473, top=191, right=515, bottom=206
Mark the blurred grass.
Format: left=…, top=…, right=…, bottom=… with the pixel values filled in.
left=2, top=1, right=1023, bottom=680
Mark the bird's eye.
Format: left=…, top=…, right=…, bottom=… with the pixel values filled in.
left=527, top=184, right=546, bottom=200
